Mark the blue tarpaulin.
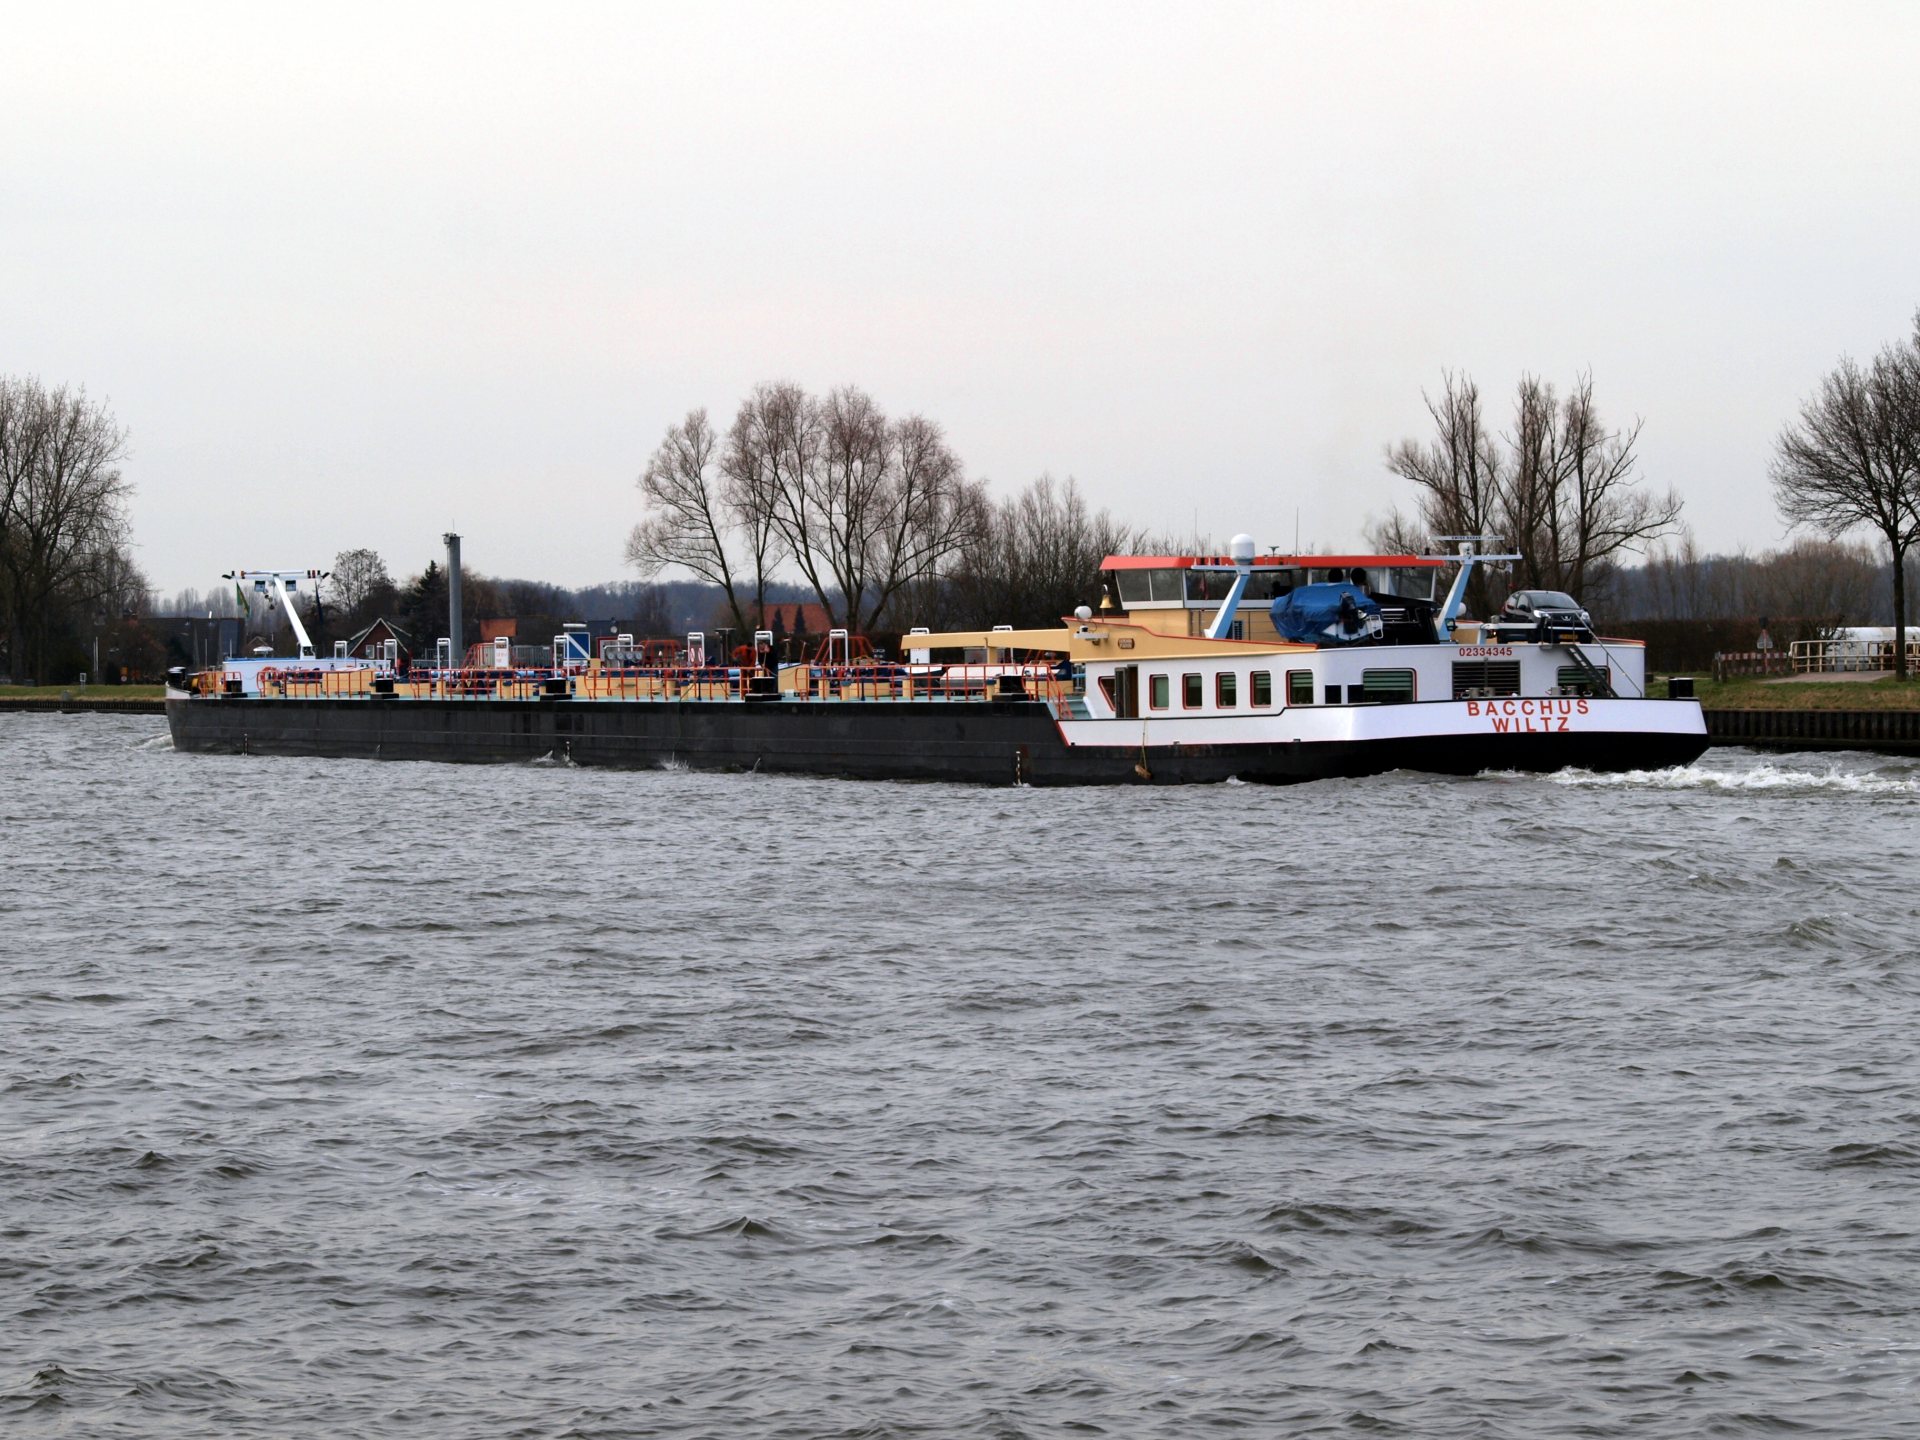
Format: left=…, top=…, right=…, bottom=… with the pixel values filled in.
left=1270, top=583, right=1383, bottom=645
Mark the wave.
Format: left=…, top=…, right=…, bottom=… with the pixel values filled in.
left=1541, top=761, right=1920, bottom=795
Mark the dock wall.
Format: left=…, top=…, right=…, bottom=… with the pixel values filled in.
left=1705, top=708, right=1920, bottom=754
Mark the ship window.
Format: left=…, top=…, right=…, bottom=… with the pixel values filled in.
left=1288, top=670, right=1313, bottom=706
left=1182, top=673, right=1203, bottom=708
left=1361, top=668, right=1416, bottom=704
left=1324, top=685, right=1342, bottom=705
left=1097, top=675, right=1117, bottom=709
left=1390, top=568, right=1438, bottom=601
left=1244, top=570, right=1303, bottom=601
left=1149, top=674, right=1170, bottom=710
left=1251, top=671, right=1273, bottom=707
left=1115, top=568, right=1188, bottom=604
left=1190, top=572, right=1262, bottom=615
left=1216, top=672, right=1237, bottom=707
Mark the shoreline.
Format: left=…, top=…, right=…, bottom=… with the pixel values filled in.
left=0, top=695, right=166, bottom=714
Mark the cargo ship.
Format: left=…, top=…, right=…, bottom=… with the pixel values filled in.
left=165, top=541, right=1708, bottom=784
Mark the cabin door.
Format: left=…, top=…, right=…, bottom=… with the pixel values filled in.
left=1115, top=665, right=1139, bottom=719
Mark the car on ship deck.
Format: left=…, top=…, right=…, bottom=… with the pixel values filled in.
left=1489, top=589, right=1595, bottom=644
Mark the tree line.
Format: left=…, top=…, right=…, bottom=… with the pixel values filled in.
left=15, top=313, right=1920, bottom=682
left=620, top=356, right=1920, bottom=668
left=1624, top=535, right=1892, bottom=630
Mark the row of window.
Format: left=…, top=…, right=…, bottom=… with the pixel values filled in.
left=1113, top=668, right=1419, bottom=712
left=1142, top=671, right=1279, bottom=710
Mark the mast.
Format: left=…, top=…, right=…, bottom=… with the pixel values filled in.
left=1203, top=533, right=1257, bottom=641
left=1429, top=537, right=1520, bottom=640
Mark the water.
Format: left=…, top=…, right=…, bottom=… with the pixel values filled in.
left=5, top=714, right=1920, bottom=1438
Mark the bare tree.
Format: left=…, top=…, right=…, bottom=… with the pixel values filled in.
left=625, top=409, right=755, bottom=637
left=1550, top=375, right=1680, bottom=602
left=812, top=385, right=895, bottom=628
left=1502, top=374, right=1563, bottom=590
left=1750, top=537, right=1879, bottom=640
left=859, top=412, right=986, bottom=632
left=1388, top=369, right=1680, bottom=615
left=0, top=380, right=133, bottom=682
left=717, top=384, right=796, bottom=631
left=721, top=384, right=984, bottom=631
left=0, top=378, right=50, bottom=674
left=329, top=547, right=393, bottom=617
left=1385, top=371, right=1505, bottom=614
left=1362, top=507, right=1428, bottom=555
left=724, top=383, right=832, bottom=624
left=1498, top=373, right=1683, bottom=603
left=632, top=384, right=988, bottom=636
left=1772, top=321, right=1920, bottom=678
left=950, top=475, right=1139, bottom=628
left=1641, top=527, right=1709, bottom=621
left=1386, top=372, right=1504, bottom=538
left=625, top=583, right=674, bottom=638
left=0, top=379, right=49, bottom=596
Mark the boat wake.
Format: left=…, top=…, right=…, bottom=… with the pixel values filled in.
left=133, top=733, right=175, bottom=752
left=526, top=750, right=576, bottom=768
left=1543, top=761, right=1920, bottom=795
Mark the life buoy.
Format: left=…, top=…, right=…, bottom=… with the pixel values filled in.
left=257, top=667, right=281, bottom=692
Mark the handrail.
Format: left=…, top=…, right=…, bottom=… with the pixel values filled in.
left=789, top=663, right=1070, bottom=707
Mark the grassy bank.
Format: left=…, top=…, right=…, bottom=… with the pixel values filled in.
left=1661, top=674, right=1920, bottom=711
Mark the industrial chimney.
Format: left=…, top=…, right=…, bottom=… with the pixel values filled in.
left=444, top=532, right=463, bottom=664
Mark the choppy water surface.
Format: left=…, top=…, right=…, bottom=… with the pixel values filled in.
left=5, top=715, right=1920, bottom=1438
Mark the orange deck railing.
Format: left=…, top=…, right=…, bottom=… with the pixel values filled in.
left=222, top=662, right=1082, bottom=709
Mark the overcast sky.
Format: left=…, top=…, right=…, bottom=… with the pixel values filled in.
left=7, top=1, right=1919, bottom=595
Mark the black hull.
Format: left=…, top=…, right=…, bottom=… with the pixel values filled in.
left=165, top=697, right=1710, bottom=785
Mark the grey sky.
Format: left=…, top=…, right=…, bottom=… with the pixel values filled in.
left=7, top=1, right=1918, bottom=595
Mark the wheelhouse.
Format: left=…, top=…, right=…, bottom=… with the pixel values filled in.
left=1099, top=551, right=1448, bottom=642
